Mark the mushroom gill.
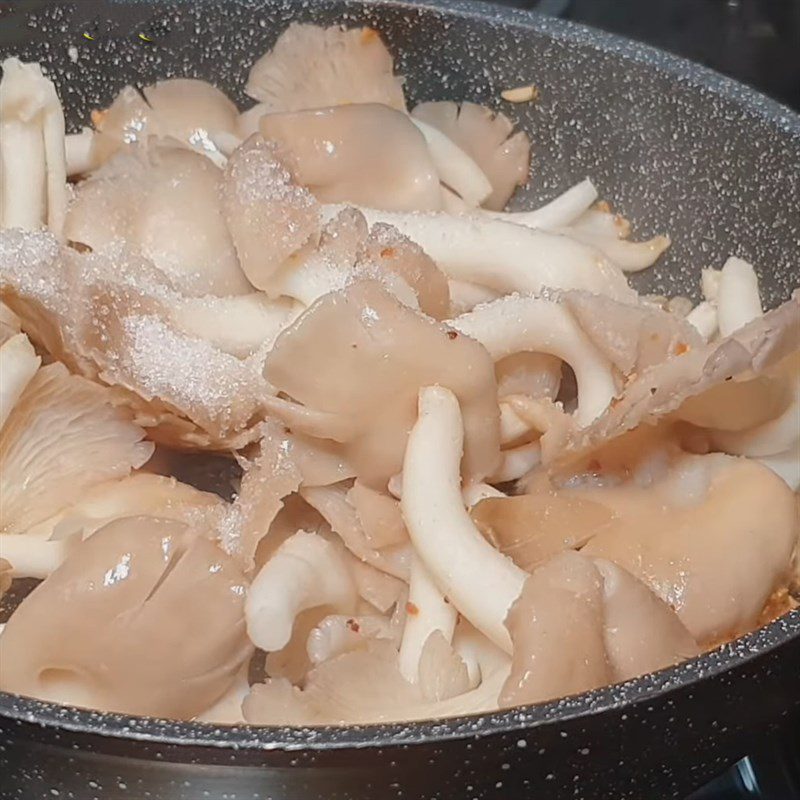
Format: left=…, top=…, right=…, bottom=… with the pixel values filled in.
left=411, top=101, right=530, bottom=210
left=245, top=24, right=406, bottom=113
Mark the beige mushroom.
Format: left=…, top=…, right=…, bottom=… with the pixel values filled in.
left=260, top=104, right=441, bottom=212
left=0, top=58, right=67, bottom=236
left=65, top=144, right=251, bottom=297
left=90, top=79, right=240, bottom=168
left=265, top=280, right=500, bottom=487
left=221, top=135, right=321, bottom=293
left=245, top=24, right=406, bottom=112
left=0, top=516, right=252, bottom=719
left=411, top=101, right=530, bottom=210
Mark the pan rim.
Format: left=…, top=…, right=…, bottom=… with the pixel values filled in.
left=1, top=0, right=798, bottom=752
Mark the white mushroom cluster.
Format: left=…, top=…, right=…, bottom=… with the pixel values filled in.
left=0, top=22, right=797, bottom=725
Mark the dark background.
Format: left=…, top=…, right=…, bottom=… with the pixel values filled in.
left=513, top=0, right=800, bottom=110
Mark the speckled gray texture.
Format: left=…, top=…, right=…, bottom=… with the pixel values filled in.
left=1, top=1, right=799, bottom=799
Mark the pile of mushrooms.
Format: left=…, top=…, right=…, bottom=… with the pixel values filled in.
left=0, top=22, right=797, bottom=725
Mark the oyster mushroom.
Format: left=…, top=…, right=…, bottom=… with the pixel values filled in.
left=398, top=554, right=458, bottom=684
left=243, top=640, right=508, bottom=725
left=0, top=516, right=252, bottom=719
left=595, top=557, right=699, bottom=682
left=500, top=550, right=609, bottom=708
left=221, top=135, right=321, bottom=293
left=500, top=550, right=699, bottom=708
left=356, top=222, right=450, bottom=319
left=0, top=229, right=270, bottom=449
left=259, top=104, right=441, bottom=211
left=450, top=294, right=618, bottom=426
left=90, top=79, right=240, bottom=168
left=23, top=473, right=223, bottom=543
left=0, top=58, right=67, bottom=236
left=401, top=386, right=526, bottom=652
left=245, top=530, right=357, bottom=653
left=264, top=280, right=500, bottom=487
left=546, top=292, right=800, bottom=464
left=245, top=24, right=406, bottom=112
left=411, top=101, right=530, bottom=210
left=560, top=290, right=704, bottom=377
left=1, top=362, right=152, bottom=538
left=65, top=144, right=251, bottom=297
left=324, top=205, right=636, bottom=303
left=307, top=613, right=396, bottom=666
left=716, top=256, right=763, bottom=337
left=576, top=453, right=798, bottom=643
left=0, top=331, right=40, bottom=430
left=409, top=117, right=492, bottom=208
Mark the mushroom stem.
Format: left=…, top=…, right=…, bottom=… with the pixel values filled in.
left=717, top=256, right=763, bottom=337
left=401, top=386, right=526, bottom=652
left=483, top=178, right=598, bottom=230
left=398, top=554, right=458, bottom=683
left=411, top=118, right=493, bottom=208
left=0, top=58, right=67, bottom=236
left=0, top=532, right=76, bottom=579
left=321, top=204, right=635, bottom=302
left=0, top=333, right=40, bottom=430
left=450, top=295, right=618, bottom=426
left=245, top=531, right=357, bottom=653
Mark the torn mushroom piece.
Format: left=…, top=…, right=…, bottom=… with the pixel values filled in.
left=300, top=482, right=411, bottom=580
left=245, top=24, right=406, bottom=113
left=547, top=292, right=800, bottom=465
left=356, top=223, right=451, bottom=319
left=260, top=104, right=441, bottom=212
left=0, top=230, right=269, bottom=449
left=243, top=640, right=508, bottom=725
left=89, top=79, right=240, bottom=169
left=221, top=135, right=321, bottom=293
left=265, top=280, right=500, bottom=487
left=245, top=530, right=357, bottom=653
left=0, top=517, right=252, bottom=719
left=398, top=554, right=458, bottom=684
left=65, top=144, right=251, bottom=297
left=22, top=473, right=224, bottom=544
left=470, top=489, right=612, bottom=572
left=306, top=613, right=395, bottom=666
left=0, top=58, right=67, bottom=236
left=411, top=101, right=530, bottom=210
left=409, top=117, right=493, bottom=208
left=560, top=290, right=704, bottom=377
left=500, top=550, right=699, bottom=708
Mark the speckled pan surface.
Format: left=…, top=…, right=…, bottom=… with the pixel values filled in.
left=0, top=1, right=799, bottom=799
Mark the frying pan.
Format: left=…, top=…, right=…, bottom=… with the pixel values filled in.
left=1, top=1, right=799, bottom=798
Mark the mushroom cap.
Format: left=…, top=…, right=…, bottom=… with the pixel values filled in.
left=221, top=135, right=321, bottom=293
left=0, top=516, right=252, bottom=719
left=264, top=280, right=500, bottom=487
left=245, top=24, right=406, bottom=112
left=1, top=362, right=152, bottom=536
left=65, top=144, right=251, bottom=298
left=259, top=104, right=440, bottom=212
